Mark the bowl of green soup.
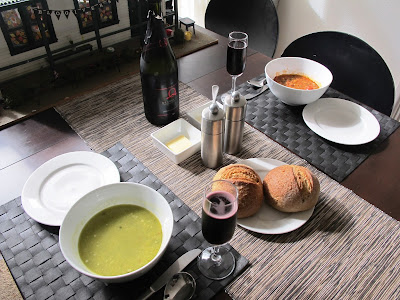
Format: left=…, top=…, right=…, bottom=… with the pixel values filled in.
left=59, top=182, right=174, bottom=283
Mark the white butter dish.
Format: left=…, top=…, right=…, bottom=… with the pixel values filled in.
left=187, top=101, right=223, bottom=130
left=151, top=118, right=201, bottom=164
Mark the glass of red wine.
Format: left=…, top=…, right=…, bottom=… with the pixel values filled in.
left=227, top=31, right=248, bottom=94
left=198, top=180, right=239, bottom=280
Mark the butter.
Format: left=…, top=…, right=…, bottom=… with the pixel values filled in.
left=166, top=135, right=192, bottom=154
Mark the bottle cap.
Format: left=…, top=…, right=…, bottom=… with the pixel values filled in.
left=224, top=91, right=247, bottom=121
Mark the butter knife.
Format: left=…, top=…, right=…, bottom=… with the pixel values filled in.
left=244, top=84, right=269, bottom=100
left=137, top=249, right=201, bottom=300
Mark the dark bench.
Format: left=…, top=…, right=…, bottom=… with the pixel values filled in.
left=49, top=44, right=93, bottom=62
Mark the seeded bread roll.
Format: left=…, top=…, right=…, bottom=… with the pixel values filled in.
left=263, top=165, right=320, bottom=213
left=213, top=164, right=263, bottom=218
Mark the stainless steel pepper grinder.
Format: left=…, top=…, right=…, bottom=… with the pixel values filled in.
left=224, top=90, right=247, bottom=154
left=201, top=85, right=225, bottom=168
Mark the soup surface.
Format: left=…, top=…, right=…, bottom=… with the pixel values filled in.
left=274, top=74, right=319, bottom=90
left=78, top=204, right=162, bottom=276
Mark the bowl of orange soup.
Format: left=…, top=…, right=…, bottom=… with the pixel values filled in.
left=265, top=57, right=333, bottom=105
left=59, top=182, right=173, bottom=283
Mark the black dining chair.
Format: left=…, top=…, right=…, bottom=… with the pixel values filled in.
left=281, top=31, right=395, bottom=116
left=205, top=0, right=279, bottom=58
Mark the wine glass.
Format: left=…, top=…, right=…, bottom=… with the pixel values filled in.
left=198, top=180, right=239, bottom=280
left=226, top=31, right=248, bottom=94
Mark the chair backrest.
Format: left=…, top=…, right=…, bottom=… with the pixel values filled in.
left=281, top=31, right=394, bottom=116
left=205, top=0, right=279, bottom=58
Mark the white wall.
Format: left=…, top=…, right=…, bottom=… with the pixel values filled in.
left=275, top=0, right=400, bottom=119
left=0, top=0, right=132, bottom=83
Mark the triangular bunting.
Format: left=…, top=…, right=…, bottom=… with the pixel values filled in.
left=54, top=10, right=62, bottom=20
left=29, top=1, right=118, bottom=21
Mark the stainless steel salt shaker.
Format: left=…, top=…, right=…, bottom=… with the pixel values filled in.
left=201, top=85, right=224, bottom=168
left=224, top=91, right=247, bottom=154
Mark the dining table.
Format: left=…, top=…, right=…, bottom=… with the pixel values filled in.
left=1, top=26, right=400, bottom=300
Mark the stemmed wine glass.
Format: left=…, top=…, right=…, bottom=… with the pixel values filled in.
left=198, top=180, right=239, bottom=280
left=226, top=31, right=248, bottom=94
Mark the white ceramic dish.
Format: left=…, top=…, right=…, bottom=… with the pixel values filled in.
left=21, top=151, right=120, bottom=226
left=265, top=57, right=333, bottom=106
left=187, top=101, right=224, bottom=130
left=59, top=182, right=174, bottom=283
left=151, top=118, right=201, bottom=164
left=237, top=158, right=314, bottom=234
left=303, top=98, right=380, bottom=145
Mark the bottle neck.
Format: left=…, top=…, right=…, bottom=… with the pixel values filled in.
left=148, top=1, right=162, bottom=18
left=144, top=12, right=167, bottom=46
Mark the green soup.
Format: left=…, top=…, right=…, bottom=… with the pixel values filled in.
left=78, top=204, right=162, bottom=276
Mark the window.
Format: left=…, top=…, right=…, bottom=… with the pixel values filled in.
left=73, top=0, right=119, bottom=35
left=0, top=0, right=57, bottom=56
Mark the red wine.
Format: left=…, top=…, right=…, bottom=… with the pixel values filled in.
left=202, top=191, right=238, bottom=245
left=226, top=40, right=247, bottom=76
left=140, top=0, right=179, bottom=125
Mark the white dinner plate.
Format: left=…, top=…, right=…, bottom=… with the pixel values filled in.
left=302, top=98, right=380, bottom=145
left=237, top=158, right=314, bottom=234
left=21, top=151, right=120, bottom=226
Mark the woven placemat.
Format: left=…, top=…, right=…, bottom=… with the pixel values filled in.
left=228, top=74, right=400, bottom=182
left=0, top=143, right=248, bottom=300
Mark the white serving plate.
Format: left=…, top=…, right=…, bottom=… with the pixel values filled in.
left=151, top=118, right=201, bottom=164
left=303, top=98, right=380, bottom=145
left=237, top=158, right=314, bottom=234
left=21, top=151, right=120, bottom=226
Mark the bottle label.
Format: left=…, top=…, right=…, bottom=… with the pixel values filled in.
left=156, top=82, right=178, bottom=108
left=141, top=73, right=179, bottom=123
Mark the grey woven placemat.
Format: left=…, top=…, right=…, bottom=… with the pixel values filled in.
left=228, top=74, right=400, bottom=182
left=0, top=143, right=248, bottom=300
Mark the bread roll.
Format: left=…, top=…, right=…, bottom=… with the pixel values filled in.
left=213, top=164, right=263, bottom=218
left=263, top=165, right=320, bottom=212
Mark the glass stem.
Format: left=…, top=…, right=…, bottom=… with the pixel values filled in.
left=231, top=76, right=237, bottom=94
left=210, top=246, right=222, bottom=265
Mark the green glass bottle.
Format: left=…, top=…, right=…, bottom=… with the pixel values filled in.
left=140, top=0, right=179, bottom=125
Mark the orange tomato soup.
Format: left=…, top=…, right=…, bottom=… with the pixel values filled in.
left=274, top=74, right=319, bottom=90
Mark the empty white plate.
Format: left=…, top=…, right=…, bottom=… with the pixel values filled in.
left=303, top=98, right=380, bottom=145
left=237, top=158, right=314, bottom=234
left=21, top=151, right=120, bottom=226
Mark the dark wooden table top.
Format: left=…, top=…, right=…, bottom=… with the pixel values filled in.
left=0, top=26, right=399, bottom=300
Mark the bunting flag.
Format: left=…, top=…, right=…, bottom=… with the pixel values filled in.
left=63, top=10, right=70, bottom=19
left=54, top=10, right=62, bottom=20
left=32, top=0, right=119, bottom=20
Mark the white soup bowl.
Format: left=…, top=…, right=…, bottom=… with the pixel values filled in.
left=59, top=182, right=173, bottom=283
left=265, top=57, right=333, bottom=106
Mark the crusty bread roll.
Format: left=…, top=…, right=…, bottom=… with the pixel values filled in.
left=263, top=165, right=320, bottom=213
left=213, top=164, right=263, bottom=218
